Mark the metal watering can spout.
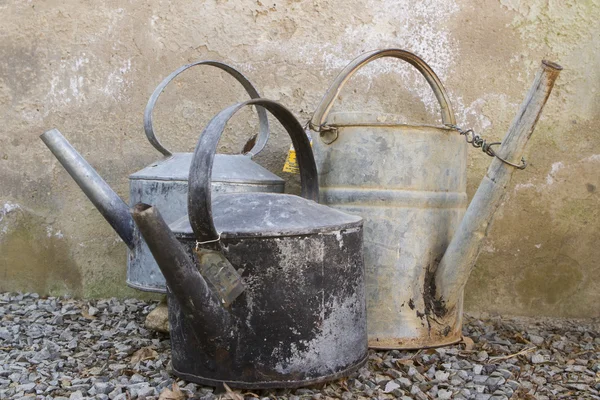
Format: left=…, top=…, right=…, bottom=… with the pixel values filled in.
left=40, top=128, right=135, bottom=248
left=310, top=49, right=562, bottom=349
left=432, top=60, right=563, bottom=315
left=131, top=204, right=227, bottom=329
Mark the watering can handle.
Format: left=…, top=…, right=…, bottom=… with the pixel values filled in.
left=144, top=61, right=270, bottom=157
left=310, top=48, right=456, bottom=131
left=188, top=99, right=319, bottom=242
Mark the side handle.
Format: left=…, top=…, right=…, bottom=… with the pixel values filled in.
left=144, top=61, right=270, bottom=157
left=188, top=99, right=318, bottom=243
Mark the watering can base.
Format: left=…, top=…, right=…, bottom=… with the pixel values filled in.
left=368, top=333, right=462, bottom=350
left=171, top=355, right=368, bottom=389
left=367, top=297, right=465, bottom=350
left=125, top=279, right=164, bottom=293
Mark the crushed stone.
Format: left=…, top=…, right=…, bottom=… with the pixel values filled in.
left=0, top=292, right=598, bottom=399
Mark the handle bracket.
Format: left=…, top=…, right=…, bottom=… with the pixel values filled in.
left=319, top=125, right=339, bottom=145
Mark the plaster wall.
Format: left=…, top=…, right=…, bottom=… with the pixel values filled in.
left=0, top=0, right=598, bottom=317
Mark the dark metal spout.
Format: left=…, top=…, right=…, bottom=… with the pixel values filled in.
left=40, top=129, right=134, bottom=248
left=131, top=204, right=227, bottom=332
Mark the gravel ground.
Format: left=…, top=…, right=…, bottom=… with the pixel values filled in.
left=0, top=292, right=598, bottom=400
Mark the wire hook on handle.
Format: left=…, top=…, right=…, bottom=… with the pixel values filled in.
left=446, top=124, right=527, bottom=170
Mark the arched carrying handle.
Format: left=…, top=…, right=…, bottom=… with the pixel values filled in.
left=144, top=61, right=270, bottom=157
left=310, top=49, right=456, bottom=134
left=188, top=99, right=319, bottom=242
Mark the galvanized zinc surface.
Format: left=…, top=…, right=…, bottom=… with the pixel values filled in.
left=313, top=116, right=468, bottom=349
left=309, top=48, right=469, bottom=349
left=129, top=153, right=285, bottom=184
left=128, top=158, right=285, bottom=293
left=327, top=112, right=452, bottom=127
left=172, top=193, right=363, bottom=238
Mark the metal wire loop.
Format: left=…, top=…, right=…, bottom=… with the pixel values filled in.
left=308, top=120, right=337, bottom=133
left=446, top=124, right=527, bottom=170
left=307, top=120, right=338, bottom=145
left=195, top=234, right=221, bottom=250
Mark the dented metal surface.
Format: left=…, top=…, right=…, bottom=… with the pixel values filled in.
left=311, top=49, right=467, bottom=349
left=192, top=247, right=245, bottom=307
left=315, top=123, right=467, bottom=349
left=134, top=99, right=368, bottom=388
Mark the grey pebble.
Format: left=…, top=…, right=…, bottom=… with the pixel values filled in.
left=129, top=374, right=146, bottom=384
left=531, top=354, right=546, bottom=364
left=434, top=370, right=449, bottom=381
left=528, top=334, right=544, bottom=345
left=486, top=376, right=505, bottom=386
left=69, top=390, right=84, bottom=400
left=18, top=382, right=36, bottom=392
left=137, top=385, right=156, bottom=397
left=0, top=292, right=596, bottom=400
left=94, top=382, right=115, bottom=395
left=396, top=377, right=412, bottom=388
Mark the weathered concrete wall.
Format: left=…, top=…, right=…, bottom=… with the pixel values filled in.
left=1, top=0, right=598, bottom=317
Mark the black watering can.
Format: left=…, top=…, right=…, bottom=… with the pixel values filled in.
left=132, top=99, right=368, bottom=389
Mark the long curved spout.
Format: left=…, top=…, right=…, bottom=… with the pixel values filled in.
left=40, top=129, right=134, bottom=248
left=434, top=60, right=563, bottom=313
left=131, top=204, right=227, bottom=333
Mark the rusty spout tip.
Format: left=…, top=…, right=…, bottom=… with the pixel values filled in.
left=132, top=203, right=153, bottom=215
left=542, top=60, right=563, bottom=71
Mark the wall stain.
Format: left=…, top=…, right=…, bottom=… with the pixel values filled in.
left=0, top=208, right=82, bottom=296
left=516, top=254, right=583, bottom=309
left=0, top=0, right=598, bottom=317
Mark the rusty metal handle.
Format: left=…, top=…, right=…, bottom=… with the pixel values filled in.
left=310, top=49, right=456, bottom=134
left=188, top=99, right=319, bottom=242
left=144, top=61, right=270, bottom=157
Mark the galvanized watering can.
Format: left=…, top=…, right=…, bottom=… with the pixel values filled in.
left=309, top=49, right=562, bottom=349
left=132, top=98, right=368, bottom=389
left=41, top=61, right=284, bottom=293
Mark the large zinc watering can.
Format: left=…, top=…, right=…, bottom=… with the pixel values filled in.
left=309, top=49, right=562, bottom=349
left=132, top=98, right=368, bottom=388
left=41, top=61, right=284, bottom=293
